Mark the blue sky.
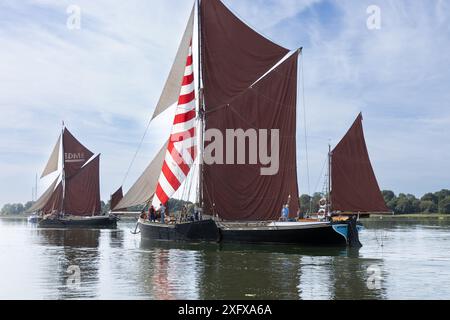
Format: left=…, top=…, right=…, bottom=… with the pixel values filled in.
left=0, top=0, right=449, bottom=206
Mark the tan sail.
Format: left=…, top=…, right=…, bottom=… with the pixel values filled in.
left=41, top=134, right=61, bottom=178
left=26, top=175, right=60, bottom=213
left=151, top=4, right=195, bottom=120
left=42, top=181, right=63, bottom=214
left=114, top=141, right=168, bottom=210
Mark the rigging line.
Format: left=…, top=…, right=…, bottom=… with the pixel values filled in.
left=207, top=88, right=296, bottom=127
left=313, top=155, right=328, bottom=195
left=205, top=69, right=296, bottom=114
left=120, top=117, right=152, bottom=188
left=202, top=50, right=299, bottom=117
left=186, top=158, right=197, bottom=202
left=300, top=53, right=312, bottom=212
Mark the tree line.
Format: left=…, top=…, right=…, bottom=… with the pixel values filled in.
left=2, top=190, right=450, bottom=215
left=0, top=201, right=111, bottom=216
left=298, top=189, right=450, bottom=215
left=0, top=198, right=192, bottom=216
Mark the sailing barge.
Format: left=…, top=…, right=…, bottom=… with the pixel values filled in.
left=113, top=0, right=389, bottom=246
left=27, top=126, right=117, bottom=229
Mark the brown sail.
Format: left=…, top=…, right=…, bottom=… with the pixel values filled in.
left=331, top=113, right=389, bottom=213
left=42, top=181, right=63, bottom=214
left=201, top=5, right=299, bottom=220
left=110, top=187, right=124, bottom=212
left=64, top=155, right=101, bottom=216
left=201, top=0, right=289, bottom=108
left=63, top=128, right=94, bottom=178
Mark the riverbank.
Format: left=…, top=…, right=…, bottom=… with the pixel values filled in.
left=0, top=214, right=27, bottom=220
left=369, top=213, right=450, bottom=221
left=0, top=213, right=139, bottom=221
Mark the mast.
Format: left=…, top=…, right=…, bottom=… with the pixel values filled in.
left=61, top=122, right=66, bottom=215
left=196, top=0, right=204, bottom=210
left=328, top=144, right=332, bottom=215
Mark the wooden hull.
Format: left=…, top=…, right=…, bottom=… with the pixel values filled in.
left=38, top=215, right=118, bottom=229
left=138, top=220, right=354, bottom=246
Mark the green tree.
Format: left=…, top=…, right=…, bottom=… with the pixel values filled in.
left=421, top=193, right=438, bottom=205
left=395, top=196, right=412, bottom=214
left=386, top=197, right=397, bottom=212
left=0, top=203, right=25, bottom=215
left=1, top=204, right=12, bottom=215
left=439, top=196, right=450, bottom=214
left=436, top=189, right=450, bottom=201
left=411, top=198, right=421, bottom=213
left=419, top=200, right=438, bottom=213
left=382, top=190, right=395, bottom=203
left=299, top=194, right=312, bottom=214
left=24, top=201, right=35, bottom=212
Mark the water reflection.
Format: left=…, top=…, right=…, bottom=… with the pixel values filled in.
left=0, top=219, right=449, bottom=299
left=139, top=240, right=385, bottom=300
left=35, top=228, right=101, bottom=299
left=138, top=240, right=203, bottom=300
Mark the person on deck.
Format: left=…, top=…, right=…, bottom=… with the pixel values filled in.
left=297, top=209, right=304, bottom=221
left=149, top=205, right=156, bottom=222
left=279, top=205, right=289, bottom=221
left=160, top=203, right=166, bottom=224
left=181, top=205, right=188, bottom=222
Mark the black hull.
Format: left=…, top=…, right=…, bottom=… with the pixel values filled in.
left=138, top=220, right=349, bottom=246
left=220, top=225, right=347, bottom=246
left=38, top=215, right=118, bottom=229
left=139, top=220, right=220, bottom=242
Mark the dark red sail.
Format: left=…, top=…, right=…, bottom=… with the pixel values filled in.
left=331, top=114, right=389, bottom=213
left=42, top=181, right=63, bottom=214
left=64, top=155, right=101, bottom=216
left=200, top=0, right=299, bottom=221
left=201, top=0, right=289, bottom=109
left=110, top=187, right=125, bottom=212
left=203, top=53, right=300, bottom=221
left=63, top=128, right=94, bottom=178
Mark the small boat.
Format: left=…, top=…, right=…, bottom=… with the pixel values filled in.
left=38, top=215, right=118, bottom=229
left=113, top=0, right=389, bottom=247
left=27, top=125, right=118, bottom=229
left=27, top=214, right=42, bottom=224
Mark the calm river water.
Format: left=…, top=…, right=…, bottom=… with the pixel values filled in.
left=0, top=218, right=449, bottom=300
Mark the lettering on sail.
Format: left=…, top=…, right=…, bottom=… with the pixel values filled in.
left=65, top=152, right=86, bottom=163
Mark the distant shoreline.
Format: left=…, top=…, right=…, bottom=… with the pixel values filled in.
left=1, top=213, right=448, bottom=221
left=369, top=213, right=450, bottom=220
left=0, top=213, right=139, bottom=221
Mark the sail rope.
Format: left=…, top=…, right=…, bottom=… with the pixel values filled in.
left=300, top=54, right=312, bottom=213
left=120, top=117, right=153, bottom=188
left=313, top=155, right=328, bottom=195
left=203, top=53, right=298, bottom=117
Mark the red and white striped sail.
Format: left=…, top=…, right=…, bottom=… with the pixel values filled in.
left=152, top=41, right=197, bottom=207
